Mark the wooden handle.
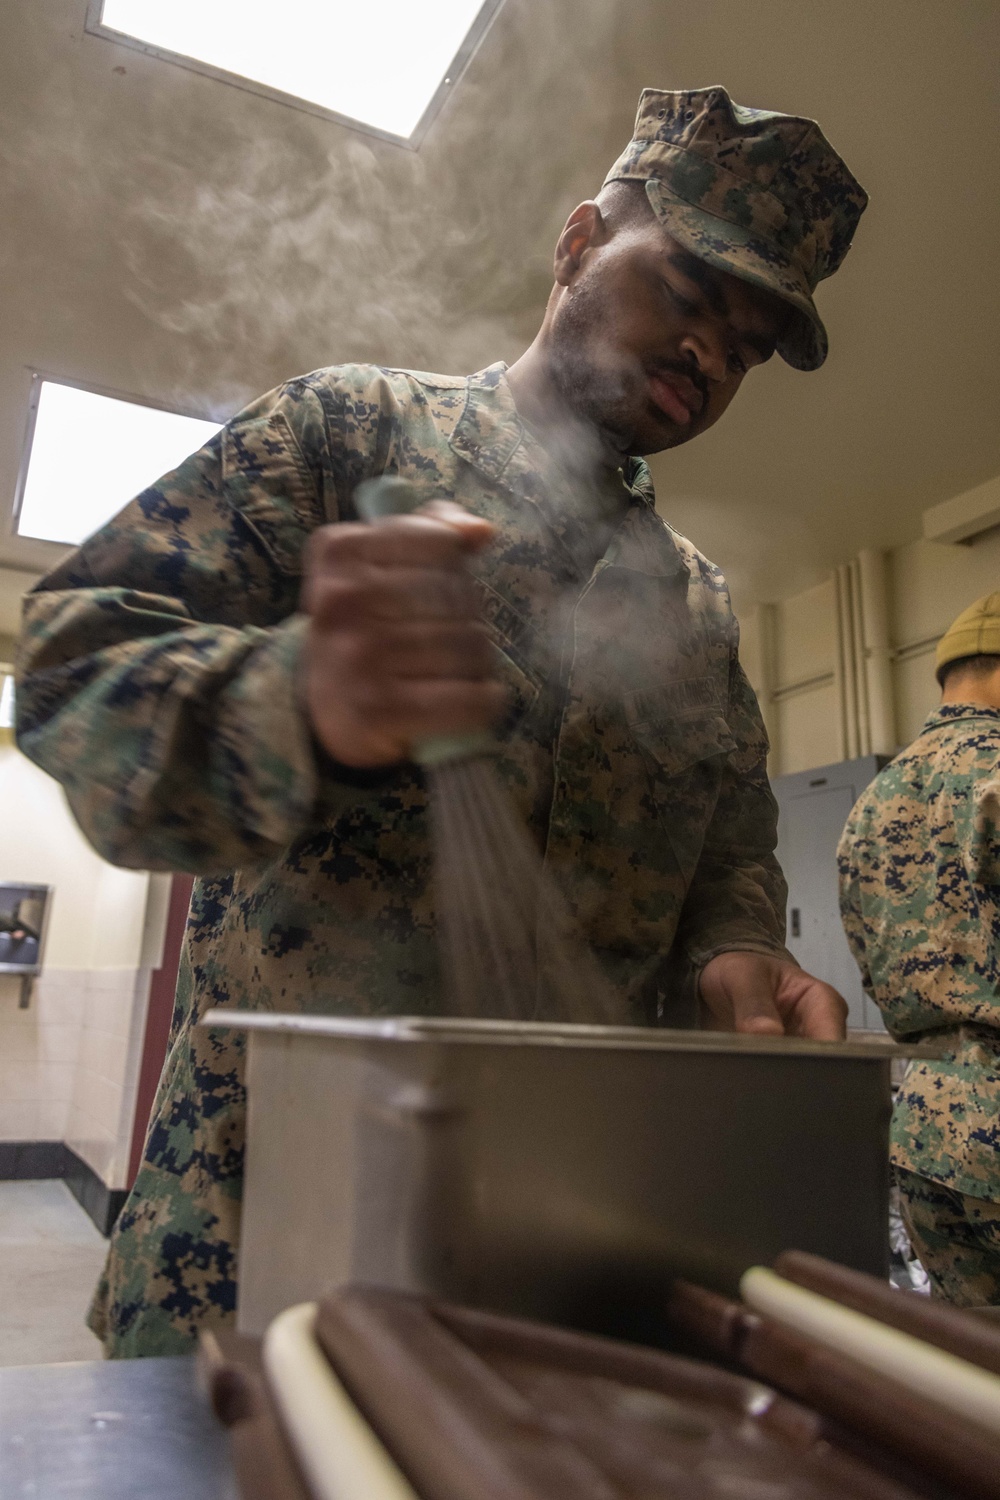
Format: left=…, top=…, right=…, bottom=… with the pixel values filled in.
left=774, top=1248, right=1000, bottom=1376
left=742, top=1313, right=1000, bottom=1499
left=742, top=1265, right=1000, bottom=1439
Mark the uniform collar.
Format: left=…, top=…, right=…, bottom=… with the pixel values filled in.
left=602, top=485, right=688, bottom=579
left=450, top=364, right=687, bottom=580
left=446, top=363, right=520, bottom=477
left=923, top=702, right=1000, bottom=730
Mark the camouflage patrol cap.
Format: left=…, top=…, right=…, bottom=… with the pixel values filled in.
left=603, top=87, right=869, bottom=370
left=935, top=593, right=1000, bottom=683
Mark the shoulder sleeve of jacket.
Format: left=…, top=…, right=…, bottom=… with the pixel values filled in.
left=837, top=797, right=876, bottom=999
left=957, top=760, right=1000, bottom=889
left=14, top=367, right=404, bottom=873
left=672, top=573, right=790, bottom=970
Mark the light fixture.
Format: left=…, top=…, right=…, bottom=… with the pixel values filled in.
left=15, top=377, right=221, bottom=548
left=89, top=0, right=503, bottom=144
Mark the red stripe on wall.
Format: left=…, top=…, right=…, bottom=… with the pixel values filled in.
left=126, top=874, right=194, bottom=1192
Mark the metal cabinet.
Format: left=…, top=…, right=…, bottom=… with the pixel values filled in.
left=772, top=756, right=887, bottom=1032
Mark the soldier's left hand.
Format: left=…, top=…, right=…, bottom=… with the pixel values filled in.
left=698, top=952, right=847, bottom=1041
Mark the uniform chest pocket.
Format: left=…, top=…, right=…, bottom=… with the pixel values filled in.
left=629, top=704, right=735, bottom=878
left=631, top=709, right=734, bottom=776
left=489, top=639, right=542, bottom=745
left=475, top=578, right=543, bottom=741
left=222, top=411, right=323, bottom=576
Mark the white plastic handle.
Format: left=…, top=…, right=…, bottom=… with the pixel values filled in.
left=741, top=1265, right=1000, bottom=1437
left=263, top=1302, right=419, bottom=1500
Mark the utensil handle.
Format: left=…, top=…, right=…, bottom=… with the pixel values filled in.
left=354, top=475, right=425, bottom=522
left=352, top=476, right=494, bottom=768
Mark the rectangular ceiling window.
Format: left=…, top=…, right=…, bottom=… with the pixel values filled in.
left=16, top=379, right=221, bottom=548
left=94, top=0, right=499, bottom=142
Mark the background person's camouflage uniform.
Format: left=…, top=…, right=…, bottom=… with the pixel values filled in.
left=893, top=1168, right=1000, bottom=1306
left=16, top=362, right=788, bottom=1356
left=839, top=704, right=1000, bottom=1305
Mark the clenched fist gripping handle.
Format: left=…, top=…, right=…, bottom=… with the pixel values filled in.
left=353, top=475, right=494, bottom=769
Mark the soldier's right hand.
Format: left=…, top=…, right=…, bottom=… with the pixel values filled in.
left=300, top=502, right=505, bottom=768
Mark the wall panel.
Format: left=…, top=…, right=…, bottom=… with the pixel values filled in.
left=744, top=524, right=1000, bottom=776
left=775, top=683, right=840, bottom=776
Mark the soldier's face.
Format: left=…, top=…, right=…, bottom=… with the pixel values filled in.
left=547, top=203, right=788, bottom=458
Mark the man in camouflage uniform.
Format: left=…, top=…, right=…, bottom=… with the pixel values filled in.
left=840, top=594, right=1000, bottom=1306
left=16, top=88, right=867, bottom=1355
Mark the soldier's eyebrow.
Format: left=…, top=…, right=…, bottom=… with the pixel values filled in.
left=667, top=247, right=779, bottom=361
left=667, top=248, right=730, bottom=318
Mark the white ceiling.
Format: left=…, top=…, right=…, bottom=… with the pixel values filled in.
left=2, top=0, right=998, bottom=613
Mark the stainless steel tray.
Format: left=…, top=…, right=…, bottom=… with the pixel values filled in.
left=206, top=1011, right=936, bottom=1055
left=206, top=1012, right=926, bottom=1342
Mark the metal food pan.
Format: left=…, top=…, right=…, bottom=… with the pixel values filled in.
left=206, top=1013, right=919, bottom=1342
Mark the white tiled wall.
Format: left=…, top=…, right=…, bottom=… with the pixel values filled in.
left=0, top=971, right=86, bottom=1142
left=0, top=966, right=151, bottom=1190
left=0, top=723, right=166, bottom=1191
left=65, top=969, right=151, bottom=1191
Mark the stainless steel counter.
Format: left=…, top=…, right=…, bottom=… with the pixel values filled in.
left=0, top=1356, right=235, bottom=1499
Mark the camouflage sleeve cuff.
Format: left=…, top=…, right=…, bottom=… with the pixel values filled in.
left=212, top=613, right=319, bottom=848
left=219, top=614, right=409, bottom=844
left=312, top=744, right=405, bottom=791
left=687, top=939, right=796, bottom=972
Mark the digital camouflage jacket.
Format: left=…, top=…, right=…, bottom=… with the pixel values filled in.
left=839, top=704, right=1000, bottom=1202
left=16, top=363, right=786, bottom=1356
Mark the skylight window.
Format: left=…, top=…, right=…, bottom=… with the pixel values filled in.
left=16, top=380, right=221, bottom=548
left=93, top=0, right=500, bottom=143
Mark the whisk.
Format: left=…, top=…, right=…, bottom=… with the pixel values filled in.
left=354, top=476, right=620, bottom=1025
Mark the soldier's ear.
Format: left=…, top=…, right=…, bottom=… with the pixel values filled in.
left=554, top=202, right=607, bottom=287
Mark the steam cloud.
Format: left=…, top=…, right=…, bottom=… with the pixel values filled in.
left=0, top=0, right=621, bottom=420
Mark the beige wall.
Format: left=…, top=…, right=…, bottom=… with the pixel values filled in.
left=0, top=716, right=168, bottom=1180
left=0, top=965, right=150, bottom=1190
left=743, top=526, right=1000, bottom=776
left=64, top=966, right=152, bottom=1189
left=0, top=738, right=150, bottom=974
